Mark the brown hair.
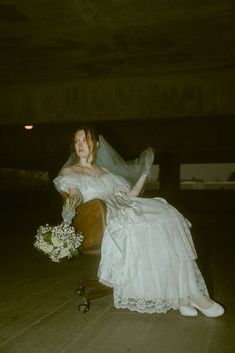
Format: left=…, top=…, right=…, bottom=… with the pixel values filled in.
left=71, top=126, right=99, bottom=164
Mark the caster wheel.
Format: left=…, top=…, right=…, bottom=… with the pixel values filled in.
left=79, top=303, right=89, bottom=313
left=75, top=286, right=85, bottom=296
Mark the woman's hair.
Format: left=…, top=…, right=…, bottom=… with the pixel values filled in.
left=71, top=126, right=99, bottom=164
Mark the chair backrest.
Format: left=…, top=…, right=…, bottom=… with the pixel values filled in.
left=60, top=193, right=106, bottom=253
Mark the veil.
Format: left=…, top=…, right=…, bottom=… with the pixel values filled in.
left=96, top=136, right=156, bottom=186
left=60, top=135, right=157, bottom=188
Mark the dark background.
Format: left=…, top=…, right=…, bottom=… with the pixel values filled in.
left=0, top=0, right=235, bottom=219
left=0, top=4, right=234, bottom=351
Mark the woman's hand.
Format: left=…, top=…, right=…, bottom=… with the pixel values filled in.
left=61, top=195, right=82, bottom=225
left=62, top=207, right=76, bottom=225
left=142, top=147, right=155, bottom=176
left=115, top=190, right=128, bottom=197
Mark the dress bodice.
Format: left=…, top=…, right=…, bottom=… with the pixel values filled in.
left=54, top=172, right=131, bottom=203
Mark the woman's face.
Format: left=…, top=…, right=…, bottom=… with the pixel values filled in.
left=74, top=130, right=90, bottom=160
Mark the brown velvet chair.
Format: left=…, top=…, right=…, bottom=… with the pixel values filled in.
left=61, top=193, right=113, bottom=313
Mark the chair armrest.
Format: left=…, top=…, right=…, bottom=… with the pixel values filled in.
left=59, top=192, right=106, bottom=251
left=72, top=199, right=107, bottom=251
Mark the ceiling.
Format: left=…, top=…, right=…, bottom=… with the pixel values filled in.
left=0, top=0, right=234, bottom=83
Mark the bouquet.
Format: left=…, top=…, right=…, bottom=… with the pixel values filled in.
left=34, top=196, right=84, bottom=262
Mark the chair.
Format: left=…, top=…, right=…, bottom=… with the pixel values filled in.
left=61, top=193, right=113, bottom=313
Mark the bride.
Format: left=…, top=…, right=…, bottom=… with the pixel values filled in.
left=54, top=126, right=224, bottom=317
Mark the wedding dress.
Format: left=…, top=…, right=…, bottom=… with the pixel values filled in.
left=54, top=170, right=209, bottom=314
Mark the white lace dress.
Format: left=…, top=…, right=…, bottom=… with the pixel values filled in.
left=54, top=171, right=209, bottom=314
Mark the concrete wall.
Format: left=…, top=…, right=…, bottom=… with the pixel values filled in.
left=1, top=70, right=235, bottom=125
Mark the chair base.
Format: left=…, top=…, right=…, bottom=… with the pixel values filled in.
left=75, top=278, right=113, bottom=313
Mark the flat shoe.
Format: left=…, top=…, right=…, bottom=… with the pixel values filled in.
left=191, top=301, right=224, bottom=317
left=179, top=306, right=198, bottom=317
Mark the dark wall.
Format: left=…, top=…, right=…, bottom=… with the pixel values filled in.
left=1, top=72, right=235, bottom=125
left=0, top=115, right=235, bottom=216
left=1, top=114, right=234, bottom=169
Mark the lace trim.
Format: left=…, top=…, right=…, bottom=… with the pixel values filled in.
left=111, top=261, right=209, bottom=314
left=114, top=296, right=187, bottom=314
left=114, top=291, right=208, bottom=314
left=193, top=261, right=209, bottom=297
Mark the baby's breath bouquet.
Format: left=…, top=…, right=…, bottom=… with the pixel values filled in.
left=34, top=196, right=84, bottom=262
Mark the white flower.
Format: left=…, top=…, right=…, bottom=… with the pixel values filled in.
left=51, top=235, right=64, bottom=247
left=40, top=243, right=53, bottom=254
left=34, top=222, right=84, bottom=263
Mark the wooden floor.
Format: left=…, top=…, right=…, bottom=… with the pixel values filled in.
left=0, top=204, right=234, bottom=353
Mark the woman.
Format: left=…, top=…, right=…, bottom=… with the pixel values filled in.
left=54, top=127, right=224, bottom=317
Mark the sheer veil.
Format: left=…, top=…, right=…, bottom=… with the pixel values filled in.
left=96, top=136, right=156, bottom=186
left=60, top=135, right=157, bottom=188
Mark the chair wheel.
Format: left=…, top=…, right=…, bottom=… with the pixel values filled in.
left=79, top=303, right=89, bottom=313
left=75, top=286, right=85, bottom=296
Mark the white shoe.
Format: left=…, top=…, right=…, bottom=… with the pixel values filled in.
left=179, top=306, right=198, bottom=317
left=191, top=301, right=224, bottom=318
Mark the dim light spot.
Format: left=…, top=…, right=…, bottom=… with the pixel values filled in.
left=24, top=125, right=34, bottom=130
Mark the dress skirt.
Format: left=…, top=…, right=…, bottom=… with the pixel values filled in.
left=98, top=195, right=209, bottom=314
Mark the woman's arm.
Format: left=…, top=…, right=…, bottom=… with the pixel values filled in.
left=61, top=187, right=84, bottom=225
left=60, top=167, right=84, bottom=205
left=127, top=173, right=148, bottom=197
left=59, top=167, right=84, bottom=224
left=67, top=187, right=84, bottom=206
left=127, top=147, right=154, bottom=197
